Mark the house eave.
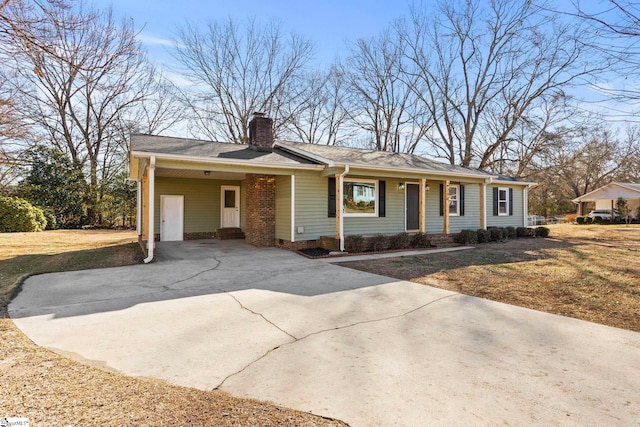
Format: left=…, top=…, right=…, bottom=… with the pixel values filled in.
left=130, top=150, right=325, bottom=178
left=337, top=163, right=525, bottom=182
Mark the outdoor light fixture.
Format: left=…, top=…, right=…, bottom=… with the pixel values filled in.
left=398, top=183, right=405, bottom=191
left=425, top=183, right=430, bottom=191
left=203, top=171, right=211, bottom=176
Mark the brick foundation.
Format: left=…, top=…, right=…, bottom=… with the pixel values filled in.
left=318, top=236, right=340, bottom=251
left=184, top=232, right=216, bottom=240
left=153, top=232, right=216, bottom=242
left=276, top=239, right=318, bottom=251
left=245, top=174, right=276, bottom=247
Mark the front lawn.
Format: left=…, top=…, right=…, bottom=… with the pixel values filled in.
left=338, top=224, right=640, bottom=332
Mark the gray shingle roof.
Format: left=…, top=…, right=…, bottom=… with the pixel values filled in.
left=130, top=134, right=316, bottom=165
left=275, top=141, right=498, bottom=179
left=131, top=134, right=530, bottom=183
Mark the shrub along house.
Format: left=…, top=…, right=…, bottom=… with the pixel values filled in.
left=129, top=113, right=533, bottom=262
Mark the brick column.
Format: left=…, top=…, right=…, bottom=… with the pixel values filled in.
left=245, top=174, right=276, bottom=247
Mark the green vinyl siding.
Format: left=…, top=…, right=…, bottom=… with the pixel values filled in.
left=486, top=185, right=525, bottom=228
left=293, top=172, right=409, bottom=240
left=425, top=180, right=444, bottom=234
left=449, top=183, right=481, bottom=232
left=154, top=177, right=243, bottom=235
left=293, top=171, right=335, bottom=240
left=275, top=175, right=292, bottom=241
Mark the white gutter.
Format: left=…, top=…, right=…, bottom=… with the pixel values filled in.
left=291, top=174, right=296, bottom=243
left=338, top=165, right=350, bottom=252
left=482, top=182, right=487, bottom=229
left=523, top=185, right=529, bottom=227
left=336, top=163, right=502, bottom=182
left=143, top=156, right=156, bottom=264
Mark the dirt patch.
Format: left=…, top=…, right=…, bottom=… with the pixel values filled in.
left=338, top=224, right=640, bottom=332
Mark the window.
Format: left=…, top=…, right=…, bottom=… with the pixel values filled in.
left=448, top=184, right=459, bottom=216
left=439, top=183, right=465, bottom=217
left=498, top=187, right=509, bottom=216
left=344, top=179, right=377, bottom=216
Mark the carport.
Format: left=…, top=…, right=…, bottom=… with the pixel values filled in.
left=573, top=182, right=640, bottom=216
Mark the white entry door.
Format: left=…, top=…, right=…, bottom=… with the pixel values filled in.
left=160, top=195, right=184, bottom=241
left=220, top=185, right=240, bottom=228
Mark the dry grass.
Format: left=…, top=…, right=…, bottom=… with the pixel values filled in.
left=0, top=230, right=345, bottom=426
left=0, top=230, right=144, bottom=312
left=339, top=224, right=640, bottom=332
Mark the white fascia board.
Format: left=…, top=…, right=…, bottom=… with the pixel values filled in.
left=488, top=179, right=536, bottom=187
left=342, top=163, right=499, bottom=181
left=130, top=151, right=325, bottom=171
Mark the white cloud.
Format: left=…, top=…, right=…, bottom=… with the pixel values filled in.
left=138, top=32, right=175, bottom=48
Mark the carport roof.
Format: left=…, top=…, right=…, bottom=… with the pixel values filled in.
left=573, top=182, right=640, bottom=202
left=130, top=134, right=318, bottom=166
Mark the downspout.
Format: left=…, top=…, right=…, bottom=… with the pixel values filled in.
left=144, top=156, right=156, bottom=264
left=523, top=185, right=529, bottom=227
left=338, top=165, right=350, bottom=252
left=136, top=180, right=141, bottom=235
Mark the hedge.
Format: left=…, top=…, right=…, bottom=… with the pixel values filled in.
left=0, top=196, right=47, bottom=232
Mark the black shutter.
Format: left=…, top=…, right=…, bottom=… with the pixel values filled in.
left=460, top=184, right=465, bottom=216
left=509, top=188, right=513, bottom=216
left=328, top=177, right=336, bottom=218
left=439, top=183, right=444, bottom=216
left=493, top=187, right=499, bottom=216
left=378, top=180, right=386, bottom=217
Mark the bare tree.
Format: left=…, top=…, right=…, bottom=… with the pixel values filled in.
left=281, top=65, right=352, bottom=145
left=0, top=64, right=31, bottom=191
left=344, top=25, right=430, bottom=153
left=7, top=2, right=154, bottom=222
left=402, top=0, right=605, bottom=167
left=172, top=17, right=314, bottom=143
left=526, top=125, right=638, bottom=215
left=484, top=91, right=588, bottom=177
left=569, top=1, right=640, bottom=105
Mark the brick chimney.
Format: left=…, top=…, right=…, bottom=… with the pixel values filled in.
left=249, top=112, right=273, bottom=151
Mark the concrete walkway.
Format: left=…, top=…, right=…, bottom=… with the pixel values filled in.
left=318, top=245, right=474, bottom=263
left=9, top=240, right=640, bottom=426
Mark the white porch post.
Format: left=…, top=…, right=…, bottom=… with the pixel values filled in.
left=144, top=156, right=156, bottom=263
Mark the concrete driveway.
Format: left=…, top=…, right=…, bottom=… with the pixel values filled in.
left=9, top=240, right=640, bottom=426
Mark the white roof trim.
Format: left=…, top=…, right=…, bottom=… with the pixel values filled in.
left=131, top=150, right=325, bottom=171
left=572, top=182, right=640, bottom=202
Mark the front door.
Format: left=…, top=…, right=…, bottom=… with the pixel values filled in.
left=160, top=195, right=184, bottom=241
left=220, top=185, right=240, bottom=228
left=406, top=183, right=420, bottom=231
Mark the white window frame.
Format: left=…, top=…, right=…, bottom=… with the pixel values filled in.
left=448, top=184, right=460, bottom=216
left=498, top=187, right=509, bottom=216
left=343, top=178, right=378, bottom=217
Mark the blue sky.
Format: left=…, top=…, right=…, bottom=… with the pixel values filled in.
left=92, top=0, right=419, bottom=68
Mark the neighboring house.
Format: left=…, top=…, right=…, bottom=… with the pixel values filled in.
left=573, top=182, right=640, bottom=217
left=129, top=113, right=534, bottom=262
